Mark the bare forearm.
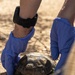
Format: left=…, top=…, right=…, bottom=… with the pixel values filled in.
left=20, top=0, right=42, bottom=19
left=13, top=0, right=42, bottom=38
left=58, top=0, right=75, bottom=25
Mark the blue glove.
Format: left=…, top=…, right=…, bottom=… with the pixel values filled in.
left=50, top=18, right=74, bottom=71
left=1, top=28, right=35, bottom=75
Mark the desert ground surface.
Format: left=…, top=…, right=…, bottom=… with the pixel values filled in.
left=0, top=0, right=65, bottom=74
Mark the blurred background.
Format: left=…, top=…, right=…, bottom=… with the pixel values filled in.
left=0, top=0, right=65, bottom=73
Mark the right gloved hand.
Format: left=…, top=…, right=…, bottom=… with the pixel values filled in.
left=50, top=18, right=74, bottom=72
left=1, top=28, right=35, bottom=75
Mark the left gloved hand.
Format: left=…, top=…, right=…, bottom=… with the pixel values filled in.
left=50, top=17, right=74, bottom=71
left=1, top=28, right=35, bottom=75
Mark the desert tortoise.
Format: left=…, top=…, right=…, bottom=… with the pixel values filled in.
left=14, top=52, right=54, bottom=75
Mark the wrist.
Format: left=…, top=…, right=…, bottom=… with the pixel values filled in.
left=13, top=24, right=33, bottom=38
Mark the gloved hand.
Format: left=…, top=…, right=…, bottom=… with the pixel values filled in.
left=1, top=28, right=35, bottom=75
left=50, top=17, right=74, bottom=71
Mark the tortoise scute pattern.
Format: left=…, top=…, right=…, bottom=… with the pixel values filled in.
left=14, top=53, right=54, bottom=75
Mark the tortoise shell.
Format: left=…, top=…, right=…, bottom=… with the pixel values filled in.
left=14, top=52, right=54, bottom=75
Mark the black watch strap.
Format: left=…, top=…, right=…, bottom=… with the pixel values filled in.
left=13, top=6, right=38, bottom=28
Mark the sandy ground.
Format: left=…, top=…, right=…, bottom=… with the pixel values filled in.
left=0, top=0, right=65, bottom=74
